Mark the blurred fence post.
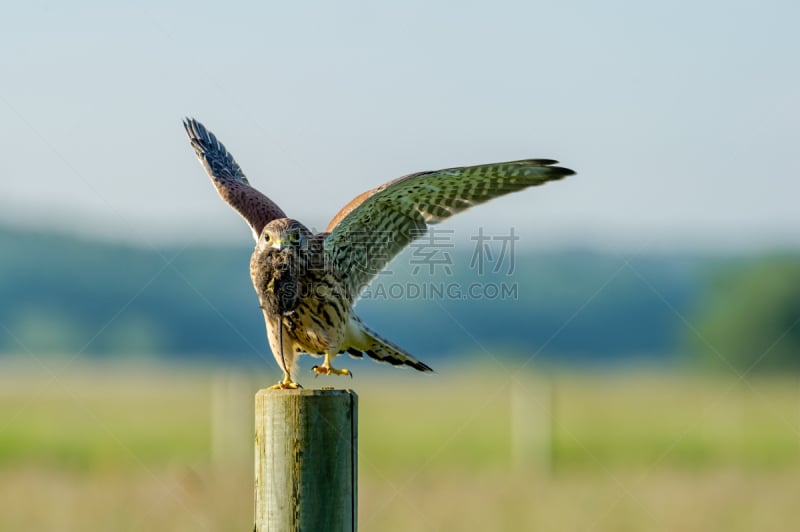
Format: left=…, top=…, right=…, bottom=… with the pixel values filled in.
left=510, top=377, right=554, bottom=473
left=254, top=389, right=358, bottom=531
left=211, top=371, right=252, bottom=469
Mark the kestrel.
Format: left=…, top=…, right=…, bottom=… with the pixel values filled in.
left=183, top=118, right=574, bottom=388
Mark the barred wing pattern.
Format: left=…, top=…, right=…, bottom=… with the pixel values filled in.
left=323, top=159, right=575, bottom=298
left=183, top=118, right=286, bottom=240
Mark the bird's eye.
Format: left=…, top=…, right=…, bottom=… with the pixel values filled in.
left=264, top=233, right=271, bottom=242
left=289, top=231, right=300, bottom=243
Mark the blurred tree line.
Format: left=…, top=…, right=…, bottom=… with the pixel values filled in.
left=1, top=225, right=798, bottom=370
left=690, top=256, right=800, bottom=372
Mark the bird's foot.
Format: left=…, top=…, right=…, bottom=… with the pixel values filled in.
left=312, top=365, right=353, bottom=378
left=268, top=380, right=302, bottom=390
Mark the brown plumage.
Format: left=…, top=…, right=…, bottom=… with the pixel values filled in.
left=183, top=118, right=574, bottom=388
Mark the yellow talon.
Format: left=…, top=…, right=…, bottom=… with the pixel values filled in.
left=268, top=374, right=302, bottom=389
left=268, top=381, right=302, bottom=389
left=311, top=353, right=353, bottom=379
left=312, top=365, right=353, bottom=378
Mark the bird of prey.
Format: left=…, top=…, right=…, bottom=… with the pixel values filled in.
left=183, top=118, right=574, bottom=388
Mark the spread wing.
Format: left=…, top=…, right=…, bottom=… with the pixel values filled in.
left=323, top=159, right=575, bottom=297
left=183, top=118, right=286, bottom=241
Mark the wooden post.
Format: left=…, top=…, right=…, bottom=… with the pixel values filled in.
left=254, top=389, right=358, bottom=532
left=510, top=377, right=553, bottom=473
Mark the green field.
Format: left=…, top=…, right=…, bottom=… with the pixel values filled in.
left=1, top=360, right=798, bottom=531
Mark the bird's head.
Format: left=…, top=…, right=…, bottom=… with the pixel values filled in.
left=257, top=218, right=310, bottom=253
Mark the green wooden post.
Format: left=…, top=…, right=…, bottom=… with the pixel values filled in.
left=254, top=389, right=358, bottom=531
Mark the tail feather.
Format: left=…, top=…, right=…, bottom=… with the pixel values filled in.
left=341, top=319, right=433, bottom=373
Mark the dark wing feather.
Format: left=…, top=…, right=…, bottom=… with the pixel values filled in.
left=183, top=118, right=286, bottom=240
left=324, top=159, right=574, bottom=297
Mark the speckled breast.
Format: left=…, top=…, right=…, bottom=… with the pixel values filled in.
left=283, top=268, right=353, bottom=355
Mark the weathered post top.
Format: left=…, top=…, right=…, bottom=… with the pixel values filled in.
left=254, top=388, right=358, bottom=532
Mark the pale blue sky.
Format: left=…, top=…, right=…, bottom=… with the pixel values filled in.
left=1, top=0, right=797, bottom=251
